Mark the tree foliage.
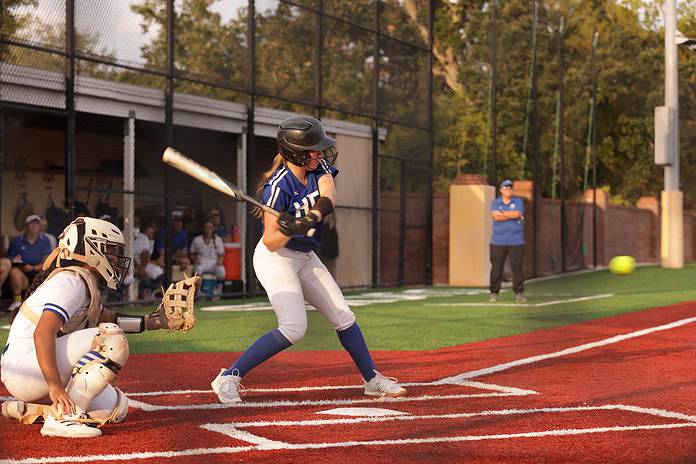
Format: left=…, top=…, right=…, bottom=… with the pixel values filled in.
left=434, top=0, right=696, bottom=208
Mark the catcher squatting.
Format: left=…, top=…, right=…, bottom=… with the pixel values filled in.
left=0, top=216, right=200, bottom=438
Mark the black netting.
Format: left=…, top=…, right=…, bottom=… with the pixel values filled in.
left=1, top=45, right=66, bottom=109
left=322, top=17, right=374, bottom=116
left=380, top=0, right=429, bottom=47
left=378, top=37, right=428, bottom=128
left=173, top=0, right=248, bottom=89
left=378, top=156, right=400, bottom=286
left=325, top=0, right=374, bottom=30
left=255, top=1, right=317, bottom=104
left=379, top=122, right=429, bottom=162
left=74, top=1, right=159, bottom=71
left=378, top=210, right=400, bottom=286
left=1, top=0, right=435, bottom=294
left=74, top=113, right=126, bottom=226
left=2, top=0, right=66, bottom=52
left=173, top=80, right=248, bottom=127
left=285, top=0, right=317, bottom=9
left=1, top=108, right=67, bottom=238
left=403, top=164, right=429, bottom=284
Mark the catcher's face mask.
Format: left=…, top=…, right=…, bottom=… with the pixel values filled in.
left=104, top=242, right=131, bottom=288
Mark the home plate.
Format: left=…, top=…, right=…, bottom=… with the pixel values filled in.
left=317, top=407, right=408, bottom=417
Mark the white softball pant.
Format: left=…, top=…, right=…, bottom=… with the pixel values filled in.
left=0, top=328, right=118, bottom=411
left=253, top=240, right=356, bottom=344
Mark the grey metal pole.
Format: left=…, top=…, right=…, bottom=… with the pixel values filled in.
left=664, top=0, right=679, bottom=192
left=123, top=111, right=136, bottom=301
left=490, top=0, right=497, bottom=188
left=660, top=0, right=684, bottom=268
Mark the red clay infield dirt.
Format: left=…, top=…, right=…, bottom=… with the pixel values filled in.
left=2, top=301, right=696, bottom=463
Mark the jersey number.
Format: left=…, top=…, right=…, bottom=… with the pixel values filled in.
left=293, top=191, right=320, bottom=218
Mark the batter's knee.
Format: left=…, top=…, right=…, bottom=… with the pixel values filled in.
left=278, top=319, right=307, bottom=344
left=334, top=309, right=356, bottom=332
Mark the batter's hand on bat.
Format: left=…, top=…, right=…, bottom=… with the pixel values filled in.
left=278, top=212, right=318, bottom=237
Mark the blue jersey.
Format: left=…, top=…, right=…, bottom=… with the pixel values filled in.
left=261, top=160, right=338, bottom=252
left=490, top=196, right=525, bottom=246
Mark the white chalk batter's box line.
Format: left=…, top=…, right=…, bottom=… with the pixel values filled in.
left=121, top=379, right=535, bottom=412
left=3, top=404, right=695, bottom=464
left=197, top=403, right=696, bottom=452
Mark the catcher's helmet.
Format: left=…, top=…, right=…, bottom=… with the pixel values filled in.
left=56, top=217, right=131, bottom=290
left=277, top=115, right=338, bottom=167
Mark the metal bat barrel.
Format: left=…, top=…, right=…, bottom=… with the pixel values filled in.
left=161, top=147, right=281, bottom=218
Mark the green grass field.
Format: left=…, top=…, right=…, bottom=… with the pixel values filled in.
left=2, top=264, right=695, bottom=353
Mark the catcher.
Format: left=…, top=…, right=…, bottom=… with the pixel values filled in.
left=0, top=217, right=200, bottom=438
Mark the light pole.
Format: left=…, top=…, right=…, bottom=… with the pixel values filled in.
left=655, top=0, right=689, bottom=269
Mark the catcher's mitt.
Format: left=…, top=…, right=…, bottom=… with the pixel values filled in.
left=157, top=275, right=202, bottom=332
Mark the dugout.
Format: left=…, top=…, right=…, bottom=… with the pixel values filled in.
left=0, top=64, right=375, bottom=298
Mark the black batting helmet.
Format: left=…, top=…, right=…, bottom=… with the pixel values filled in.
left=277, top=115, right=338, bottom=167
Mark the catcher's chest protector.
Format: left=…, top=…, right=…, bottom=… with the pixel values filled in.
left=20, top=266, right=103, bottom=331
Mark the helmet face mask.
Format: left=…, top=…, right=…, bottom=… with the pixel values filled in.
left=57, top=217, right=131, bottom=290
left=99, top=240, right=131, bottom=288
left=277, top=115, right=339, bottom=167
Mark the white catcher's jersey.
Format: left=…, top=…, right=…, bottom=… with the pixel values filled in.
left=6, top=272, right=91, bottom=343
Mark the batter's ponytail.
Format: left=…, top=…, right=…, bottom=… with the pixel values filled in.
left=253, top=154, right=286, bottom=219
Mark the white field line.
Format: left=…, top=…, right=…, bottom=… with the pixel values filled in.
left=126, top=392, right=527, bottom=412
left=426, top=293, right=614, bottom=308
left=3, top=423, right=695, bottom=464
left=1, top=325, right=10, bottom=330
left=125, top=380, right=536, bottom=398
left=219, top=404, right=696, bottom=428
left=200, top=423, right=291, bottom=449
left=437, top=316, right=696, bottom=384
left=201, top=288, right=488, bottom=312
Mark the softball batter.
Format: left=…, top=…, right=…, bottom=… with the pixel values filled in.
left=1, top=217, right=177, bottom=438
left=211, top=115, right=406, bottom=402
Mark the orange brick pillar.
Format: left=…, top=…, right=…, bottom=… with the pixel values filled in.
left=448, top=174, right=494, bottom=286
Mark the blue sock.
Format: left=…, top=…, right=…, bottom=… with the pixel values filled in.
left=337, top=323, right=376, bottom=382
left=225, top=329, right=292, bottom=378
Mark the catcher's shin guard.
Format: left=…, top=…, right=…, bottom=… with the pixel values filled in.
left=67, top=323, right=129, bottom=414
left=86, top=387, right=129, bottom=426
left=1, top=400, right=53, bottom=425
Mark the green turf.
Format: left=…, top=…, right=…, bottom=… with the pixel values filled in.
left=2, top=264, right=695, bottom=353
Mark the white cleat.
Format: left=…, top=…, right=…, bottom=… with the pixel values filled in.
left=211, top=368, right=244, bottom=403
left=364, top=371, right=407, bottom=398
left=1, top=400, right=26, bottom=420
left=40, top=412, right=102, bottom=438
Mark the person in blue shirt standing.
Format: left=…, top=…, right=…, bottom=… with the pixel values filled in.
left=489, top=180, right=526, bottom=303
left=210, top=115, right=406, bottom=403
